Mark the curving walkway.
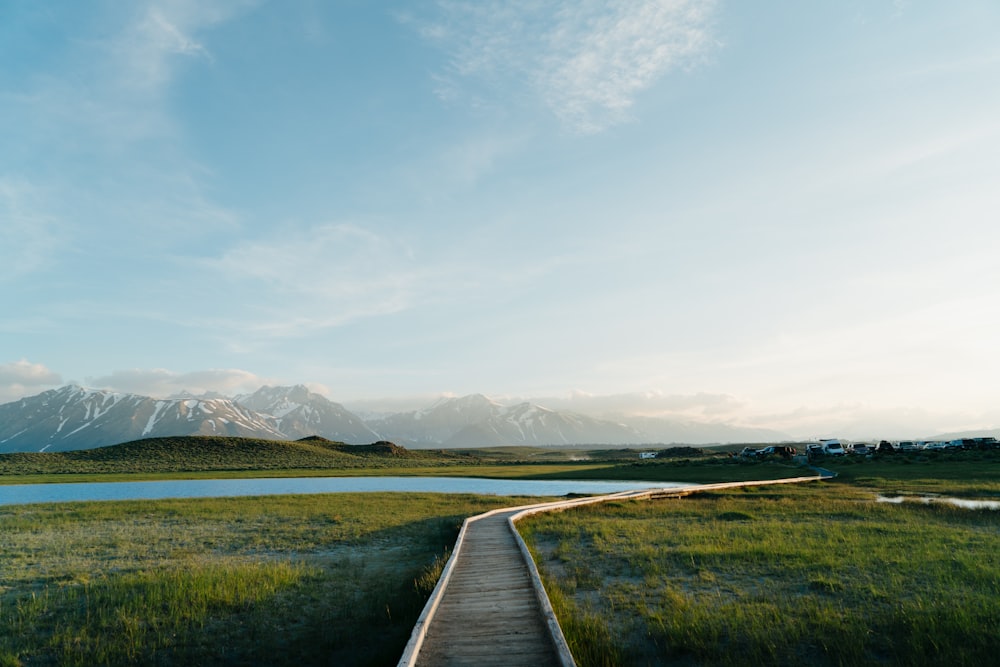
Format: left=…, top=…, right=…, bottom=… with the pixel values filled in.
left=397, top=474, right=829, bottom=667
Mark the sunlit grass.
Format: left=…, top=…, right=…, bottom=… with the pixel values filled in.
left=3, top=441, right=997, bottom=665
left=0, top=493, right=515, bottom=666
left=520, top=482, right=1000, bottom=666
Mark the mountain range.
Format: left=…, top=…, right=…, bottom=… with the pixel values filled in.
left=0, top=384, right=789, bottom=453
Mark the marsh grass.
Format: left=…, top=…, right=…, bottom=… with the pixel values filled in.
left=821, top=451, right=1000, bottom=496
left=0, top=492, right=515, bottom=666
left=521, top=483, right=1000, bottom=666
left=0, top=436, right=808, bottom=485
left=523, top=459, right=806, bottom=484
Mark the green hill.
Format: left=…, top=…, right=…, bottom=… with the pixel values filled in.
left=0, top=435, right=454, bottom=476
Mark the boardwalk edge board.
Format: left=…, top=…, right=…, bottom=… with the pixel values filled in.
left=508, top=510, right=579, bottom=667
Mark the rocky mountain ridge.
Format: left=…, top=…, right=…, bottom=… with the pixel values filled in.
left=0, top=385, right=286, bottom=453
left=0, top=384, right=789, bottom=453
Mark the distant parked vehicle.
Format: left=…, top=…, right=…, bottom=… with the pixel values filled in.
left=821, top=439, right=846, bottom=456
left=739, top=447, right=761, bottom=459
left=758, top=445, right=797, bottom=459
left=876, top=440, right=896, bottom=454
left=851, top=443, right=872, bottom=456
left=898, top=441, right=921, bottom=452
left=963, top=437, right=999, bottom=450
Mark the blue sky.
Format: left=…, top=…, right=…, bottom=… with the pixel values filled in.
left=2, top=1, right=999, bottom=439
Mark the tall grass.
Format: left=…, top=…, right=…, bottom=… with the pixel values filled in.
left=7, top=560, right=307, bottom=666
left=0, top=492, right=514, bottom=666
left=521, top=483, right=1000, bottom=666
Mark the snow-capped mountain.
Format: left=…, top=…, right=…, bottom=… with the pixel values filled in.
left=366, top=394, right=645, bottom=447
left=365, top=394, right=504, bottom=446
left=234, top=385, right=378, bottom=443
left=0, top=385, right=793, bottom=453
left=442, top=401, right=646, bottom=447
left=0, top=385, right=286, bottom=453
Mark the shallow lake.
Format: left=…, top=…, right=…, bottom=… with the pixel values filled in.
left=877, top=495, right=1000, bottom=510
left=0, top=476, right=689, bottom=507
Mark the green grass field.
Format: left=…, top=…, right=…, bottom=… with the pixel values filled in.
left=2, top=439, right=997, bottom=665
left=519, top=476, right=1000, bottom=666
left=816, top=450, right=1000, bottom=496
left=0, top=492, right=521, bottom=667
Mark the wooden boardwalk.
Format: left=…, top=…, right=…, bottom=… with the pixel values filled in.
left=398, top=474, right=831, bottom=667
left=406, top=509, right=564, bottom=666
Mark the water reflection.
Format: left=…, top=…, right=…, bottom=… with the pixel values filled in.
left=876, top=495, right=1000, bottom=510
left=0, top=476, right=686, bottom=507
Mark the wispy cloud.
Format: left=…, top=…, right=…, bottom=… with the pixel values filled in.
left=109, top=1, right=258, bottom=96
left=194, top=223, right=464, bottom=340
left=190, top=215, right=616, bottom=347
left=0, top=360, right=62, bottom=404
left=2, top=3, right=250, bottom=259
left=204, top=223, right=420, bottom=300
left=0, top=179, right=63, bottom=281
left=86, top=367, right=275, bottom=398
left=21, top=2, right=256, bottom=146
left=416, top=0, right=719, bottom=133
left=0, top=360, right=62, bottom=387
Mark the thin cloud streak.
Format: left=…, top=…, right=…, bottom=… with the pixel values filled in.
left=3, top=2, right=247, bottom=248
left=202, top=223, right=418, bottom=298
left=0, top=179, right=63, bottom=281
left=109, top=1, right=258, bottom=96
left=419, top=0, right=719, bottom=133
left=191, top=222, right=473, bottom=341
left=86, top=367, right=276, bottom=398
left=190, top=219, right=624, bottom=343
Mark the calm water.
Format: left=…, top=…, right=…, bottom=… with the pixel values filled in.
left=0, top=477, right=688, bottom=507
left=877, top=495, right=1000, bottom=510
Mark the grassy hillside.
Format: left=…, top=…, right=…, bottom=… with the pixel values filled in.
left=0, top=438, right=798, bottom=484
left=0, top=436, right=464, bottom=477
